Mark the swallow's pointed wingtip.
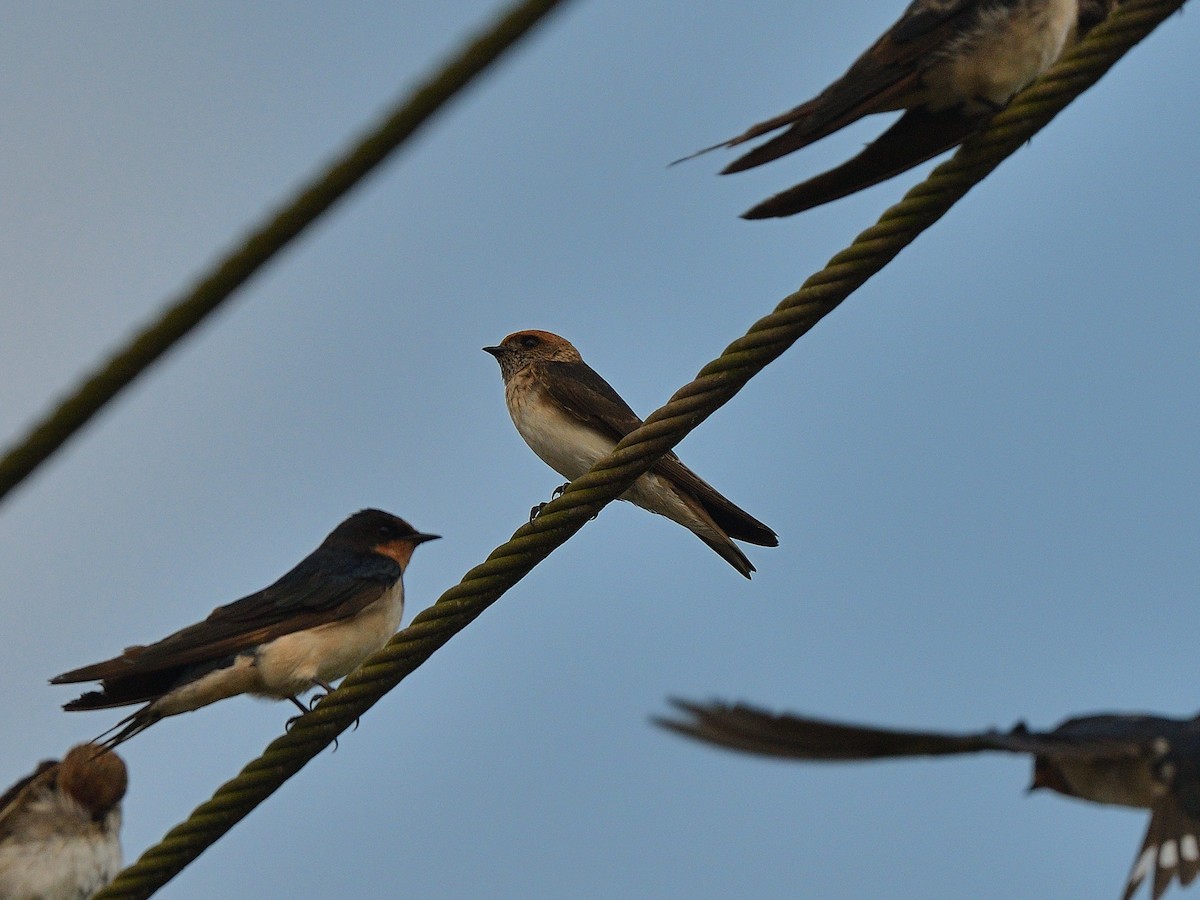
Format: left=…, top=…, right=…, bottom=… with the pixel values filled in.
left=740, top=204, right=781, bottom=221
left=655, top=700, right=735, bottom=743
left=666, top=697, right=711, bottom=717
left=721, top=154, right=762, bottom=176
left=728, top=548, right=756, bottom=579
left=695, top=527, right=758, bottom=578
left=653, top=717, right=706, bottom=744
left=739, top=108, right=980, bottom=219
left=49, top=660, right=112, bottom=686
left=668, top=139, right=731, bottom=168
left=739, top=181, right=843, bottom=219
left=652, top=708, right=697, bottom=737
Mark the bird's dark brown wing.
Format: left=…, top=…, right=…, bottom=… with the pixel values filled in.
left=658, top=701, right=1162, bottom=762
left=539, top=361, right=776, bottom=546
left=741, top=106, right=979, bottom=218
left=539, top=359, right=646, bottom=441
left=52, top=550, right=400, bottom=692
left=658, top=700, right=1025, bottom=759
left=646, top=459, right=778, bottom=546
left=719, top=0, right=983, bottom=173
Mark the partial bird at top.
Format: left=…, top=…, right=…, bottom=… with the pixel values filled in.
left=680, top=0, right=1115, bottom=218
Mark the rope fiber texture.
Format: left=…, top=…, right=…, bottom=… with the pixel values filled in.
left=93, top=1, right=1186, bottom=896
left=0, top=0, right=572, bottom=507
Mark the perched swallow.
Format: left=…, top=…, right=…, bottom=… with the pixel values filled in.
left=685, top=0, right=1114, bottom=217
left=0, top=745, right=127, bottom=900
left=659, top=699, right=1200, bottom=899
left=52, top=509, right=439, bottom=750
left=484, top=330, right=777, bottom=578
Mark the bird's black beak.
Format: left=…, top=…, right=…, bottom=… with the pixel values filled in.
left=412, top=533, right=441, bottom=545
left=482, top=346, right=502, bottom=357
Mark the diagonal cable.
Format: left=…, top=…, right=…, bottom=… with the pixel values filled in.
left=0, top=0, right=572, bottom=507
left=94, top=1, right=1185, bottom=897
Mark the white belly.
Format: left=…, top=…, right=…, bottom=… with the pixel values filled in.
left=506, top=384, right=710, bottom=532
left=148, top=578, right=406, bottom=718
left=924, top=0, right=1076, bottom=110
left=253, top=580, right=406, bottom=696
left=507, top=385, right=616, bottom=480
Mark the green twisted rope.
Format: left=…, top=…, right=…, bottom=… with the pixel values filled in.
left=95, top=2, right=1185, bottom=896
left=0, top=0, right=572, bottom=507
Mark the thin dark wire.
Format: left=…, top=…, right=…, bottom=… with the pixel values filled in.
left=93, top=2, right=1185, bottom=897
left=0, top=0, right=572, bottom=507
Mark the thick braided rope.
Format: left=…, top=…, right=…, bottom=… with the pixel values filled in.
left=0, top=0, right=572, bottom=507
left=94, top=2, right=1184, bottom=897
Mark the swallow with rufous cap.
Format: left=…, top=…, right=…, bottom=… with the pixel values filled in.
left=484, top=330, right=777, bottom=578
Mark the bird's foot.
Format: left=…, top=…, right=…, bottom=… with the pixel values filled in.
left=310, top=680, right=357, bottom=748
left=531, top=484, right=573, bottom=522
left=285, top=695, right=307, bottom=730
left=310, top=679, right=338, bottom=709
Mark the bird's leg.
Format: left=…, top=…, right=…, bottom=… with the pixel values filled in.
left=308, top=679, right=337, bottom=710
left=530, top=483, right=573, bottom=522
left=974, top=94, right=1007, bottom=114
left=285, top=696, right=308, bottom=731
left=309, top=679, right=360, bottom=735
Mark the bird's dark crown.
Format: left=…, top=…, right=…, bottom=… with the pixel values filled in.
left=326, top=509, right=435, bottom=550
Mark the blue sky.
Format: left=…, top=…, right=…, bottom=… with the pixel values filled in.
left=1, top=3, right=1197, bottom=898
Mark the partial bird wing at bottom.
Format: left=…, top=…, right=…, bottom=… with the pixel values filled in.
left=1124, top=798, right=1200, bottom=900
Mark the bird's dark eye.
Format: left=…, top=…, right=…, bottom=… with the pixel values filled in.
left=378, top=524, right=394, bottom=537
left=520, top=335, right=540, bottom=349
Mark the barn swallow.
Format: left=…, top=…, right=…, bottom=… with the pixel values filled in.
left=0, top=744, right=126, bottom=900
left=683, top=0, right=1114, bottom=218
left=52, top=509, right=438, bottom=750
left=484, top=330, right=777, bottom=578
left=659, top=699, right=1200, bottom=899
